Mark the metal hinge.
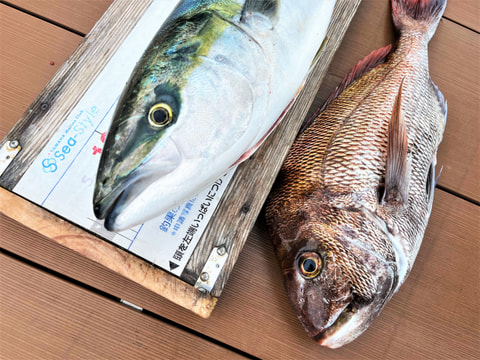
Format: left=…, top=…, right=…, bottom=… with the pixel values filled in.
left=195, top=245, right=228, bottom=294
left=0, top=140, right=21, bottom=176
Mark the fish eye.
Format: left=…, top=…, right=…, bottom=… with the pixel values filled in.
left=148, top=103, right=173, bottom=128
left=298, top=252, right=322, bottom=279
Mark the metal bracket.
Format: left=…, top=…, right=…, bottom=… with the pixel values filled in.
left=0, top=140, right=21, bottom=177
left=195, top=245, right=228, bottom=294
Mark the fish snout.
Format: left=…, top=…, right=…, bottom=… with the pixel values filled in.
left=313, top=262, right=396, bottom=348
left=93, top=136, right=182, bottom=230
left=282, top=260, right=355, bottom=341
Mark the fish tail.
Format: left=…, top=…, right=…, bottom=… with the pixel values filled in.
left=391, top=0, right=447, bottom=41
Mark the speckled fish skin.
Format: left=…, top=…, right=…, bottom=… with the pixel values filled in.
left=93, top=0, right=336, bottom=231
left=265, top=0, right=447, bottom=348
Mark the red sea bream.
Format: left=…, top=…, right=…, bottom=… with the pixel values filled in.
left=266, top=0, right=447, bottom=348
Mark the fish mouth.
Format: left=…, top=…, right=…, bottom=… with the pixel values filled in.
left=94, top=137, right=182, bottom=231
left=312, top=303, right=360, bottom=348
left=93, top=170, right=158, bottom=231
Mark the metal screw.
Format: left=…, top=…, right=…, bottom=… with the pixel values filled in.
left=241, top=203, right=250, bottom=213
left=40, top=103, right=49, bottom=111
left=8, top=140, right=19, bottom=149
left=200, top=272, right=209, bottom=282
left=217, top=246, right=226, bottom=256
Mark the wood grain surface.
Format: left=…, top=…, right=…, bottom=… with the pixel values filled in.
left=0, top=254, right=244, bottom=359
left=4, top=0, right=112, bottom=35
left=1, top=0, right=479, bottom=359
left=0, top=4, right=82, bottom=135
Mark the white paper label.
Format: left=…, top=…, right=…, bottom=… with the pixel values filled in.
left=13, top=0, right=236, bottom=277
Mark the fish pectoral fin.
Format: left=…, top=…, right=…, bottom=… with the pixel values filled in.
left=382, top=78, right=410, bottom=207
left=241, top=0, right=279, bottom=28
left=431, top=80, right=448, bottom=126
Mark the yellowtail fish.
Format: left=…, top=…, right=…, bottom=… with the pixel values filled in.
left=93, top=0, right=336, bottom=231
left=265, top=0, right=447, bottom=348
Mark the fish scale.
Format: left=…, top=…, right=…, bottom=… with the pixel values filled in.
left=266, top=0, right=447, bottom=348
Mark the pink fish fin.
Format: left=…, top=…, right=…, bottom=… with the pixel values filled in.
left=382, top=78, right=410, bottom=207
left=391, top=0, right=447, bottom=41
left=431, top=79, right=448, bottom=125
left=435, top=164, right=443, bottom=186
left=300, top=44, right=392, bottom=134
left=231, top=96, right=297, bottom=167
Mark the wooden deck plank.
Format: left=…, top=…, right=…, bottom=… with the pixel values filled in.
left=308, top=0, right=480, bottom=202
left=5, top=0, right=113, bottom=35
left=431, top=18, right=480, bottom=202
left=0, top=253, right=247, bottom=359
left=2, top=190, right=478, bottom=359
left=444, top=0, right=480, bottom=32
left=0, top=4, right=82, bottom=136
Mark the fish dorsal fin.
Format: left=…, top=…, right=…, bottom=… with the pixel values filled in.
left=300, top=44, right=393, bottom=134
left=241, top=0, right=279, bottom=28
left=323, top=44, right=393, bottom=112
left=382, top=78, right=409, bottom=207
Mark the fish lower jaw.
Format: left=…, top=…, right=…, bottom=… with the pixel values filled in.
left=93, top=184, right=124, bottom=221
left=312, top=303, right=361, bottom=348
left=94, top=180, right=142, bottom=231
left=93, top=188, right=126, bottom=231
left=94, top=164, right=178, bottom=231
